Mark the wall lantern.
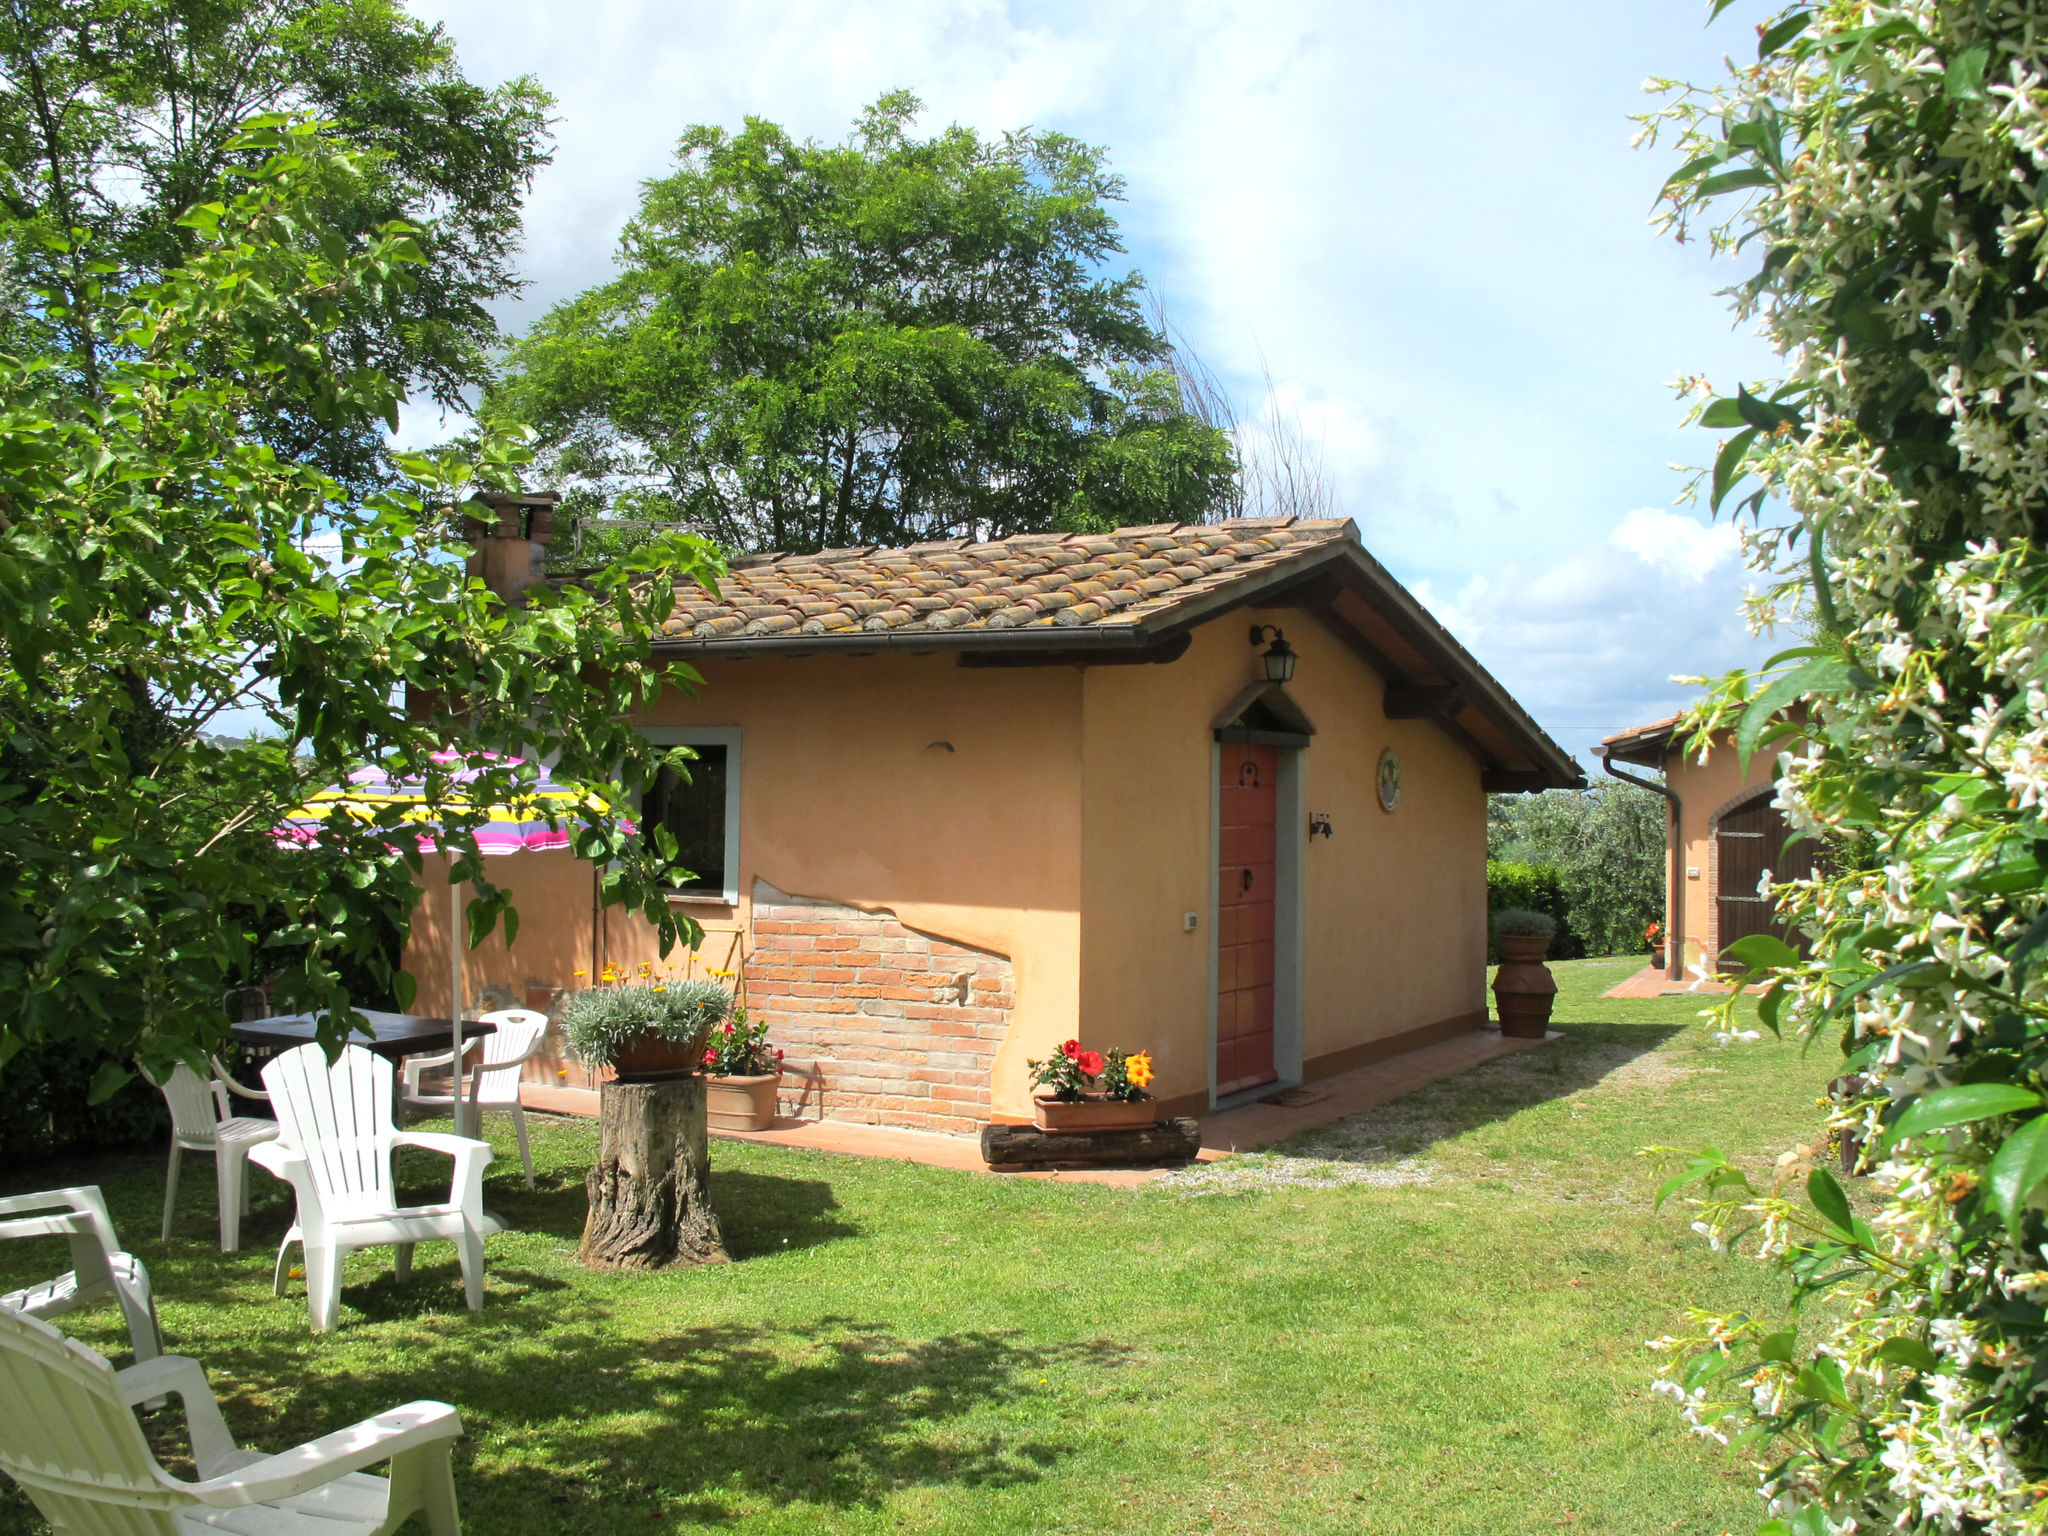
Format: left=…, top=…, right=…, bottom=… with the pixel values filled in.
left=1249, top=624, right=1297, bottom=683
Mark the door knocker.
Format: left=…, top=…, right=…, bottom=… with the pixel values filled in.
left=1238, top=760, right=1261, bottom=788
left=1241, top=868, right=1255, bottom=894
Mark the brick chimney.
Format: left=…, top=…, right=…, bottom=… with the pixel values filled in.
left=462, top=490, right=561, bottom=608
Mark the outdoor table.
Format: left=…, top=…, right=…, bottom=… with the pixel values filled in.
left=230, top=1010, right=496, bottom=1067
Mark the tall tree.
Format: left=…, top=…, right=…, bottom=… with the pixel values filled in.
left=0, top=120, right=722, bottom=1091
left=494, top=91, right=1236, bottom=555
left=1487, top=783, right=1665, bottom=958
left=0, top=0, right=551, bottom=485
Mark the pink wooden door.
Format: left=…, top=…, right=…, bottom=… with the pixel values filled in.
left=1217, top=744, right=1278, bottom=1096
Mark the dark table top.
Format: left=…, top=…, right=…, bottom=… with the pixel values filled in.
left=231, top=1010, right=496, bottom=1061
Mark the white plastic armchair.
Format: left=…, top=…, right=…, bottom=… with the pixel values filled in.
left=142, top=1057, right=280, bottom=1251
left=401, top=1009, right=549, bottom=1187
left=0, top=1306, right=463, bottom=1534
left=0, top=1186, right=161, bottom=1365
left=252, top=1043, right=494, bottom=1332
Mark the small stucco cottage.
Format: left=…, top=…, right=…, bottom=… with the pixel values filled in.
left=408, top=506, right=1582, bottom=1134
left=1597, top=716, right=1815, bottom=981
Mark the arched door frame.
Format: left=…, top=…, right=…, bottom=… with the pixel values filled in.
left=1707, top=782, right=1780, bottom=966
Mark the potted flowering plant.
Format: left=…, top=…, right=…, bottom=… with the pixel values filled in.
left=559, top=970, right=731, bottom=1081
left=1490, top=908, right=1557, bottom=1040
left=700, top=1008, right=783, bottom=1132
left=1645, top=920, right=1666, bottom=969
left=1026, top=1040, right=1157, bottom=1132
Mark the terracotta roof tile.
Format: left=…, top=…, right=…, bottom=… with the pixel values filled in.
left=652, top=518, right=1355, bottom=646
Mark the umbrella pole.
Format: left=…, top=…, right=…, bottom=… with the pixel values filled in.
left=450, top=877, right=469, bottom=1137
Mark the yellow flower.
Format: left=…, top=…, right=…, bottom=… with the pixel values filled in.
left=1126, top=1052, right=1154, bottom=1089
left=572, top=969, right=588, bottom=979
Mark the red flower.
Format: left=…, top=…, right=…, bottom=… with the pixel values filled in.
left=702, top=1048, right=717, bottom=1065
left=722, top=1021, right=735, bottom=1035
left=774, top=1048, right=784, bottom=1062
left=1075, top=1050, right=1105, bottom=1076
left=1059, top=1039, right=1081, bottom=1059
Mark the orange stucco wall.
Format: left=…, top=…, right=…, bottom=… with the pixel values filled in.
left=1077, top=607, right=1488, bottom=1111
left=1659, top=732, right=1777, bottom=973
left=405, top=652, right=1085, bottom=1120
left=403, top=606, right=1490, bottom=1127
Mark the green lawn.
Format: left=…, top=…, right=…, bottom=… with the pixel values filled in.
left=0, top=961, right=1830, bottom=1535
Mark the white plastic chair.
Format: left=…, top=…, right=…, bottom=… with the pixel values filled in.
left=0, top=1305, right=462, bottom=1534
left=0, top=1186, right=161, bottom=1366
left=401, top=1009, right=549, bottom=1188
left=143, top=1057, right=281, bottom=1251
left=252, top=1043, right=494, bottom=1332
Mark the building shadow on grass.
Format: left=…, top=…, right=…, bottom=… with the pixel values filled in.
left=197, top=1314, right=1117, bottom=1523
left=1228, top=1022, right=1690, bottom=1175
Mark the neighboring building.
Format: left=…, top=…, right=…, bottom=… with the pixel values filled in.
left=1597, top=717, right=1815, bottom=980
left=409, top=506, right=1582, bottom=1135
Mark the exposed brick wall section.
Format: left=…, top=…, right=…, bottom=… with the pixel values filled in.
left=746, top=880, right=1013, bottom=1138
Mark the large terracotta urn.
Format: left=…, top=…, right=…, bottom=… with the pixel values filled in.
left=1492, top=934, right=1557, bottom=1039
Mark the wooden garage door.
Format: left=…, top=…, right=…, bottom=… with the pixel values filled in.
left=1715, top=792, right=1817, bottom=959
left=1218, top=743, right=1278, bottom=1097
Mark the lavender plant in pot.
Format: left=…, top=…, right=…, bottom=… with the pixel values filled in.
left=559, top=975, right=731, bottom=1082
left=701, top=1009, right=783, bottom=1132
left=1491, top=908, right=1558, bottom=1039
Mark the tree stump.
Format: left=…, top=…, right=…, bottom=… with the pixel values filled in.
left=581, top=1077, right=728, bottom=1269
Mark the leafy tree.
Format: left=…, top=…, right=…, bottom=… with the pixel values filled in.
left=495, top=91, right=1236, bottom=556
left=1487, top=783, right=1665, bottom=957
left=0, top=119, right=723, bottom=1098
left=1639, top=3, right=2048, bottom=1527
left=0, top=0, right=552, bottom=485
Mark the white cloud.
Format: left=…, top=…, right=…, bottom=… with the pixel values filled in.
left=1411, top=507, right=1771, bottom=773
left=1607, top=506, right=1743, bottom=581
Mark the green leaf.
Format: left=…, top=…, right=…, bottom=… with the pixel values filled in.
left=1946, top=45, right=1989, bottom=99
left=1725, top=933, right=1801, bottom=972
left=1699, top=396, right=1749, bottom=428
left=1887, top=1083, right=2043, bottom=1146
left=1711, top=426, right=1760, bottom=515
left=1806, top=1167, right=1854, bottom=1235
left=1758, top=11, right=1811, bottom=58
left=1758, top=1330, right=1798, bottom=1364
left=1788, top=1506, right=1830, bottom=1536
left=1758, top=980, right=1788, bottom=1037
left=1698, top=166, right=1775, bottom=197
left=86, top=1060, right=132, bottom=1105
left=1734, top=384, right=1801, bottom=433
left=1875, top=1336, right=1939, bottom=1374
left=1987, top=1114, right=2048, bottom=1228
left=2007, top=910, right=2048, bottom=986
left=1734, top=654, right=1873, bottom=769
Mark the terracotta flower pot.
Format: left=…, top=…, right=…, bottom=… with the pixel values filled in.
left=1033, top=1095, right=1158, bottom=1133
left=706, top=1073, right=780, bottom=1132
left=611, top=1032, right=707, bottom=1083
left=1492, top=933, right=1557, bottom=1039
left=1649, top=946, right=1667, bottom=969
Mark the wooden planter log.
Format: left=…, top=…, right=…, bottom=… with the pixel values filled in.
left=581, top=1077, right=729, bottom=1270
left=980, top=1117, right=1202, bottom=1171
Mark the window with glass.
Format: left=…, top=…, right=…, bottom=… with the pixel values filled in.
left=639, top=736, right=736, bottom=898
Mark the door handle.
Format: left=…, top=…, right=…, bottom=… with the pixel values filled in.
left=1241, top=868, right=1254, bottom=894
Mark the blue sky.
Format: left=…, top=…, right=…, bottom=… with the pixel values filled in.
left=408, top=0, right=1787, bottom=772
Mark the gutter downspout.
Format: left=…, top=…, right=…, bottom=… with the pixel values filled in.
left=1594, top=747, right=1684, bottom=983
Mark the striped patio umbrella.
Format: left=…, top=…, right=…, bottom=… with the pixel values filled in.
left=278, top=754, right=630, bottom=1126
